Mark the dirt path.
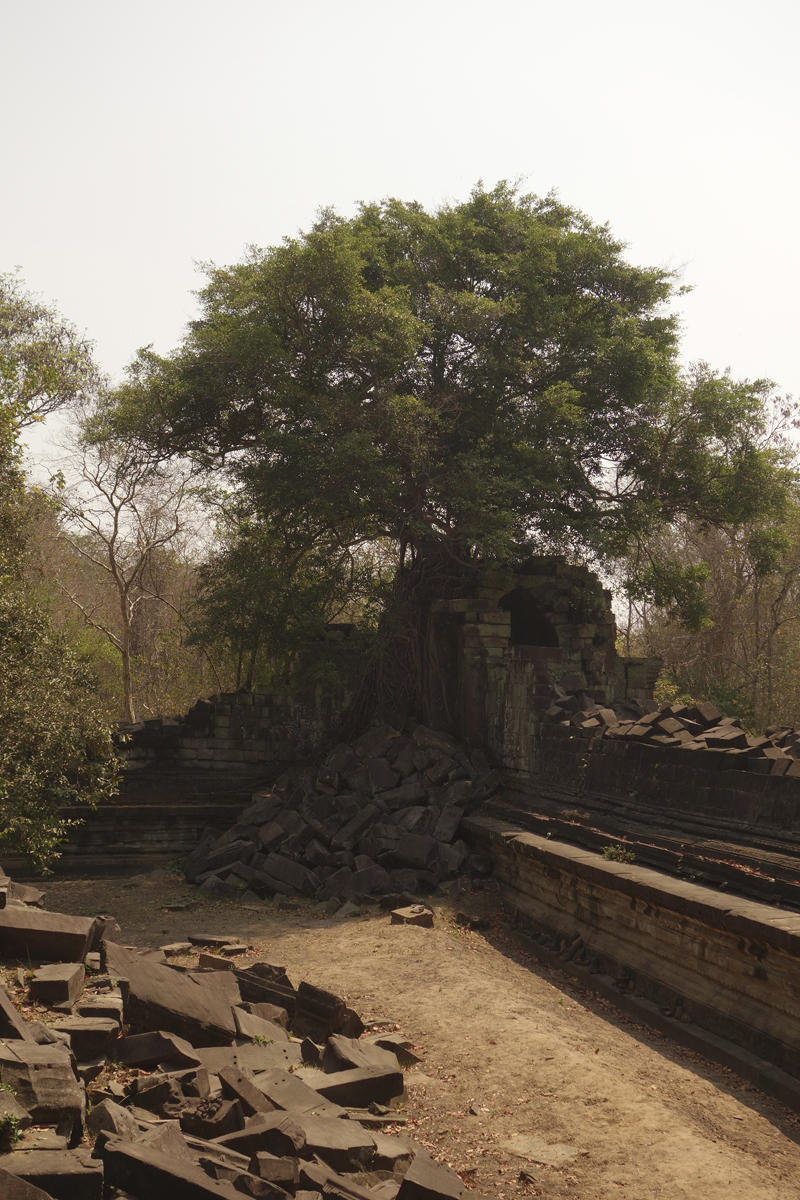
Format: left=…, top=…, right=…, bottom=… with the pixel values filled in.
left=40, top=872, right=800, bottom=1199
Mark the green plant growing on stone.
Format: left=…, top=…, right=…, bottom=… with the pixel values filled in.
left=251, top=1035, right=274, bottom=1047
left=602, top=844, right=636, bottom=863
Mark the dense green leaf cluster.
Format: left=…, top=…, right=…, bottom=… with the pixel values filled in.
left=113, top=184, right=794, bottom=582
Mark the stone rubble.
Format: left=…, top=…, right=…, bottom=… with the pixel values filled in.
left=184, top=721, right=501, bottom=912
left=545, top=684, right=800, bottom=773
left=0, top=875, right=489, bottom=1199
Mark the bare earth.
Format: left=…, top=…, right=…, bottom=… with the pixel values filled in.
left=36, top=871, right=800, bottom=1200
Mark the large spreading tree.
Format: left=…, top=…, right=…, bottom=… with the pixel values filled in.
left=110, top=183, right=796, bottom=704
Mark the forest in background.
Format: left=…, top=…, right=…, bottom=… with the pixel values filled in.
left=3, top=182, right=800, bottom=864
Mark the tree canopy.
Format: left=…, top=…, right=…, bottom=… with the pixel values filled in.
left=112, top=183, right=795, bottom=585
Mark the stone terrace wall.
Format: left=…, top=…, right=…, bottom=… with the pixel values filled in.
left=530, top=721, right=800, bottom=844
left=116, top=680, right=351, bottom=773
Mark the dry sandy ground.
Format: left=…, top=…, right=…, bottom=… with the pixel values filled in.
left=37, top=871, right=800, bottom=1200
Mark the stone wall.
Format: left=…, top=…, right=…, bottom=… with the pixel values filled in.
left=115, top=679, right=353, bottom=773
left=427, top=556, right=660, bottom=777
left=469, top=812, right=800, bottom=1096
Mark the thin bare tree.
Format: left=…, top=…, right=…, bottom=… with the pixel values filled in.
left=51, top=425, right=197, bottom=723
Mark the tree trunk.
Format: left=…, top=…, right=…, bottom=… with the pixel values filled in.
left=120, top=619, right=136, bottom=723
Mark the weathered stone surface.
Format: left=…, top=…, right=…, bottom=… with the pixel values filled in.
left=0, top=1040, right=84, bottom=1133
left=397, top=1154, right=464, bottom=1199
left=379, top=783, right=426, bottom=811
left=291, top=1113, right=375, bottom=1171
left=350, top=865, right=391, bottom=897
left=411, top=727, right=461, bottom=756
left=103, top=942, right=238, bottom=1047
left=98, top=1134, right=240, bottom=1198
left=52, top=1017, right=119, bottom=1060
left=364, top=759, right=399, bottom=794
left=76, top=993, right=124, bottom=1021
left=432, top=805, right=464, bottom=844
left=250, top=1151, right=299, bottom=1188
left=371, top=1132, right=418, bottom=1172
left=0, top=909, right=97, bottom=962
left=394, top=835, right=438, bottom=873
left=318, top=866, right=353, bottom=902
left=331, top=805, right=380, bottom=853
left=251, top=1067, right=346, bottom=1118
left=0, top=1089, right=33, bottom=1134
left=0, top=1166, right=54, bottom=1200
left=322, top=1034, right=399, bottom=1075
left=232, top=1007, right=288, bottom=1043
left=391, top=906, right=433, bottom=929
left=87, top=1097, right=139, bottom=1140
left=0, top=985, right=35, bottom=1040
left=292, top=981, right=346, bottom=1042
left=244, top=1001, right=289, bottom=1029
left=0, top=1149, right=103, bottom=1199
left=306, top=1065, right=404, bottom=1107
left=113, top=1029, right=202, bottom=1069
left=219, top=1066, right=277, bottom=1117
left=199, top=952, right=236, bottom=970
left=214, top=1111, right=307, bottom=1158
left=29, top=963, right=85, bottom=1007
left=366, top=1033, right=420, bottom=1066
left=180, top=1097, right=245, bottom=1139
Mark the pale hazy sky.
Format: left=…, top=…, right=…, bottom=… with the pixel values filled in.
left=3, top=0, right=799, bottom=436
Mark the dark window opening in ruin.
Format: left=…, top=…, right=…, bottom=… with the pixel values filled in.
left=499, top=587, right=560, bottom=648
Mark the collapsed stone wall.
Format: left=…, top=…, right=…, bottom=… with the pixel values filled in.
left=115, top=678, right=353, bottom=774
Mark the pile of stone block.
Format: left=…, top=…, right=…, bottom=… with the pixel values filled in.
left=544, top=685, right=800, bottom=775
left=185, top=722, right=501, bottom=907
left=0, top=899, right=484, bottom=1199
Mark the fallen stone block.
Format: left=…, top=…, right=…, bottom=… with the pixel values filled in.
left=97, top=1134, right=240, bottom=1198
left=0, top=1166, right=54, bottom=1199
left=291, top=1113, right=375, bottom=1171
left=0, top=1148, right=103, bottom=1199
left=181, top=1097, right=246, bottom=1139
left=251, top=1067, right=346, bottom=1118
left=113, top=1030, right=202, bottom=1069
left=307, top=1065, right=404, bottom=1108
left=250, top=1151, right=299, bottom=1189
left=371, top=1132, right=418, bottom=1172
left=397, top=1153, right=464, bottom=1198
left=350, top=865, right=391, bottom=897
left=51, top=1017, right=119, bottom=1060
left=298, top=1160, right=378, bottom=1200
left=364, top=758, right=399, bottom=794
left=0, top=1089, right=33, bottom=1144
left=195, top=1041, right=303, bottom=1076
left=0, top=985, right=35, bottom=1040
left=380, top=783, right=426, bottom=811
left=103, top=942, right=238, bottom=1047
left=322, top=1034, right=400, bottom=1074
left=0, top=1040, right=84, bottom=1134
left=331, top=806, right=380, bottom=853
left=136, top=1118, right=196, bottom=1161
left=161, top=941, right=194, bottom=957
left=0, top=909, right=97, bottom=963
left=292, top=981, right=346, bottom=1042
left=394, top=835, right=439, bottom=873
left=234, top=968, right=297, bottom=1014
left=233, top=1006, right=288, bottom=1043
left=366, top=1033, right=421, bottom=1066
left=87, top=1097, right=139, bottom=1140
left=76, top=993, right=123, bottom=1021
left=200, top=952, right=236, bottom=971
left=219, top=1066, right=277, bottom=1117
left=319, top=866, right=354, bottom=902
left=213, top=1111, right=307, bottom=1158
left=391, top=906, right=433, bottom=929
left=29, top=963, right=85, bottom=1007
left=431, top=805, right=464, bottom=844
left=244, top=1001, right=289, bottom=1029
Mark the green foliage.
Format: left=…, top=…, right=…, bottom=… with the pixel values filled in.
left=0, top=270, right=98, bottom=428
left=108, top=184, right=796, bottom=639
left=0, top=277, right=119, bottom=870
left=625, top=559, right=712, bottom=632
left=0, top=584, right=119, bottom=869
left=602, top=844, right=636, bottom=863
